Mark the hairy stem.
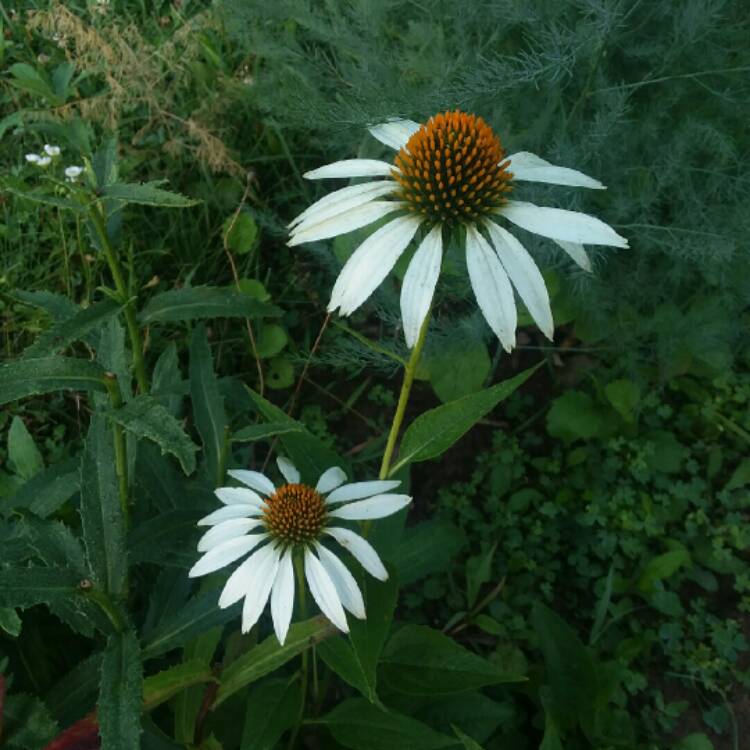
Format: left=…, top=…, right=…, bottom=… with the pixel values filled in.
left=103, top=373, right=129, bottom=528
left=288, top=555, right=308, bottom=750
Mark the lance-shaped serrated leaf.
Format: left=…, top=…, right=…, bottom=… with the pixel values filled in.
left=140, top=286, right=282, bottom=325
left=8, top=457, right=80, bottom=518
left=391, top=364, right=540, bottom=473
left=142, top=659, right=214, bottom=712
left=24, top=299, right=124, bottom=359
left=99, top=630, right=142, bottom=750
left=2, top=183, right=82, bottom=211
left=45, top=652, right=103, bottom=727
left=215, top=617, right=335, bottom=705
left=103, top=181, right=199, bottom=207
left=12, top=289, right=80, bottom=323
left=105, top=394, right=197, bottom=475
left=190, top=325, right=227, bottom=486
left=0, top=567, right=80, bottom=608
left=0, top=357, right=107, bottom=407
left=231, top=422, right=305, bottom=443
left=1, top=692, right=59, bottom=750
left=80, top=416, right=127, bottom=598
left=240, top=678, right=301, bottom=750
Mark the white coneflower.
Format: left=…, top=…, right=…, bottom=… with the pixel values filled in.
left=288, top=110, right=628, bottom=351
left=43, top=144, right=61, bottom=157
left=25, top=153, right=42, bottom=164
left=189, top=457, right=410, bottom=644
left=64, top=166, right=84, bottom=182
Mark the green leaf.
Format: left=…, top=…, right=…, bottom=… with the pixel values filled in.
left=140, top=287, right=281, bottom=325
left=129, top=510, right=200, bottom=569
left=99, top=630, right=143, bottom=750
left=106, top=394, right=198, bottom=475
left=452, top=725, right=485, bottom=750
left=24, top=299, right=123, bottom=358
left=319, top=572, right=398, bottom=703
left=80, top=416, right=127, bottom=598
left=0, top=606, right=22, bottom=636
left=8, top=458, right=80, bottom=518
left=240, top=678, right=301, bottom=750
left=3, top=182, right=82, bottom=211
left=103, top=181, right=199, bottom=207
left=637, top=548, right=691, bottom=593
left=726, top=457, right=750, bottom=490
left=417, top=693, right=513, bottom=745
left=674, top=733, right=715, bottom=750
left=223, top=212, right=258, bottom=254
left=190, top=324, right=227, bottom=485
left=392, top=366, right=538, bottom=473
left=231, top=422, right=305, bottom=443
left=1, top=693, right=59, bottom=750
left=7, top=416, right=44, bottom=480
left=245, top=387, right=346, bottom=483
left=265, top=357, right=295, bottom=389
left=0, top=567, right=80, bottom=608
left=255, top=324, right=288, bottom=359
left=389, top=520, right=467, bottom=586
left=215, top=616, right=335, bottom=705
left=0, top=357, right=107, bottom=406
left=142, top=660, right=214, bottom=712
left=465, top=543, right=497, bottom=610
left=12, top=289, right=80, bottom=323
left=546, top=390, right=607, bottom=442
left=317, top=698, right=455, bottom=750
left=604, top=378, right=641, bottom=423
left=380, top=625, right=522, bottom=696
left=9, top=62, right=61, bottom=103
left=46, top=652, right=103, bottom=726
left=151, top=343, right=184, bottom=416
left=428, top=340, right=491, bottom=404
left=531, top=602, right=597, bottom=730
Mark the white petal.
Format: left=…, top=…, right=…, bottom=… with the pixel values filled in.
left=400, top=225, right=443, bottom=348
left=500, top=201, right=628, bottom=248
left=325, top=527, right=388, bottom=581
left=189, top=534, right=267, bottom=578
left=316, top=466, right=348, bottom=494
left=44, top=144, right=61, bottom=157
left=508, top=151, right=605, bottom=189
left=270, top=548, right=295, bottom=644
left=328, top=214, right=423, bottom=316
left=276, top=456, right=300, bottom=484
left=215, top=486, right=264, bottom=507
left=368, top=119, right=421, bottom=151
left=288, top=201, right=402, bottom=246
left=325, top=480, right=401, bottom=505
left=218, top=538, right=274, bottom=608
left=25, top=153, right=41, bottom=163
left=240, top=546, right=282, bottom=633
left=304, top=548, right=348, bottom=632
left=197, top=504, right=261, bottom=527
left=304, top=159, right=395, bottom=180
left=289, top=181, right=397, bottom=230
left=328, top=493, right=411, bottom=521
left=485, top=222, right=554, bottom=340
left=553, top=239, right=592, bottom=271
left=465, top=226, right=517, bottom=352
left=315, top=543, right=365, bottom=619
left=227, top=469, right=276, bottom=496
left=197, top=518, right=262, bottom=553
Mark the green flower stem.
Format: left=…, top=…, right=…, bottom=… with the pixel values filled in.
left=84, top=587, right=126, bottom=633
left=288, top=554, right=309, bottom=750
left=378, top=312, right=431, bottom=480
left=103, top=373, right=129, bottom=527
left=89, top=206, right=149, bottom=394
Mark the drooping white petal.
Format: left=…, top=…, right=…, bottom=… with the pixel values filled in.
left=288, top=201, right=403, bottom=247
left=215, top=486, right=265, bottom=507
left=507, top=152, right=605, bottom=189
left=44, top=144, right=61, bottom=157
left=289, top=181, right=396, bottom=230
left=197, top=518, right=263, bottom=553
left=304, top=548, right=348, bottom=632
left=270, top=548, right=295, bottom=644
left=189, top=534, right=267, bottom=578
left=485, top=222, right=554, bottom=340
left=197, top=504, right=262, bottom=527
left=227, top=469, right=276, bottom=496
left=316, top=466, right=348, bottom=494
left=25, top=153, right=41, bottom=164
left=328, top=214, right=423, bottom=316
left=400, top=225, right=443, bottom=348
left=276, top=456, right=300, bottom=485
left=368, top=119, right=421, bottom=151
left=325, top=527, right=388, bottom=581
left=328, top=493, right=411, bottom=521
left=218, top=538, right=274, bottom=608
left=465, top=226, right=517, bottom=352
left=553, top=239, right=592, bottom=271
left=304, top=159, right=395, bottom=180
left=315, top=543, right=365, bottom=619
left=240, top=545, right=282, bottom=633
left=325, top=480, right=401, bottom=506
left=500, top=201, right=628, bottom=248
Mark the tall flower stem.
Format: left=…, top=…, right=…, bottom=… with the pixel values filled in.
left=288, top=555, right=308, bottom=750
left=89, top=206, right=149, bottom=394
left=103, top=373, right=129, bottom=526
left=378, top=312, right=431, bottom=480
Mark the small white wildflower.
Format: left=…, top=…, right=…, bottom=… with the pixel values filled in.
left=44, top=144, right=61, bottom=157
left=64, top=166, right=84, bottom=182
left=25, top=154, right=42, bottom=164
left=36, top=156, right=52, bottom=167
